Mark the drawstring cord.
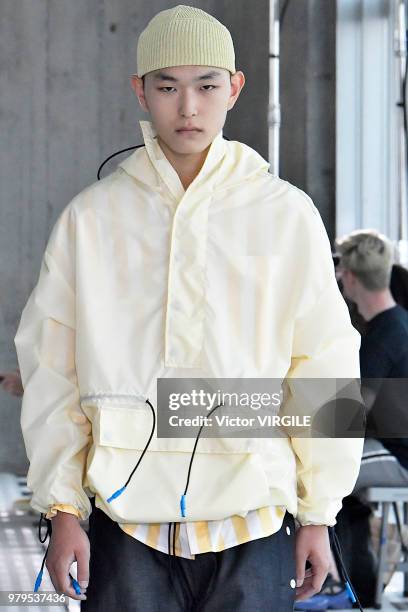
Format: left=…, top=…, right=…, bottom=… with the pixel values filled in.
left=33, top=514, right=51, bottom=592
left=328, top=525, right=364, bottom=611
left=106, top=399, right=156, bottom=502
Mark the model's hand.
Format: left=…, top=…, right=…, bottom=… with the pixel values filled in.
left=294, top=525, right=331, bottom=601
left=45, top=511, right=89, bottom=601
left=0, top=370, right=24, bottom=397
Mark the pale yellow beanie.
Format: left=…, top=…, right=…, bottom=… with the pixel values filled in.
left=137, top=4, right=236, bottom=78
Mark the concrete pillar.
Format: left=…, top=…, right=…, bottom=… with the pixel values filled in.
left=280, top=0, right=337, bottom=242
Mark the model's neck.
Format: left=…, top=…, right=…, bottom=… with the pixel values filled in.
left=157, top=136, right=210, bottom=191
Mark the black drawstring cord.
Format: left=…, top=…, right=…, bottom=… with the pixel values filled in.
left=328, top=526, right=364, bottom=611
left=106, top=399, right=156, bottom=502
left=97, top=145, right=145, bottom=180
left=179, top=402, right=225, bottom=519
left=34, top=514, right=52, bottom=591
left=38, top=512, right=51, bottom=543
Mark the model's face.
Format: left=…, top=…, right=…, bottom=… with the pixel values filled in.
left=130, top=65, right=245, bottom=156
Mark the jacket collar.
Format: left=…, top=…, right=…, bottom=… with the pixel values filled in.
left=118, top=119, right=271, bottom=200
left=119, top=120, right=227, bottom=202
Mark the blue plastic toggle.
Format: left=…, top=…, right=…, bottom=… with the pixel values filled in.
left=180, top=494, right=186, bottom=517
left=71, top=577, right=81, bottom=595
left=345, top=580, right=356, bottom=603
left=34, top=569, right=43, bottom=592
left=107, top=486, right=126, bottom=503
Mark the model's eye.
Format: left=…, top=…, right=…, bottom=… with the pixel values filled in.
left=158, top=85, right=218, bottom=93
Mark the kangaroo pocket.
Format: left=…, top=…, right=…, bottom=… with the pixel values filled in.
left=85, top=404, right=275, bottom=523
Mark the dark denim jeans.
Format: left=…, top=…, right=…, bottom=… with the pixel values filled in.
left=81, top=498, right=296, bottom=612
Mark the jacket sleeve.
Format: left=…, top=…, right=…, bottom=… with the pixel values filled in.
left=46, top=504, right=81, bottom=519
left=283, top=190, right=364, bottom=527
left=14, top=203, right=92, bottom=521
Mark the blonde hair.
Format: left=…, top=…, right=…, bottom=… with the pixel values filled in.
left=335, top=229, right=395, bottom=290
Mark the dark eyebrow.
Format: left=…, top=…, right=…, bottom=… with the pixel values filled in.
left=153, top=70, right=222, bottom=82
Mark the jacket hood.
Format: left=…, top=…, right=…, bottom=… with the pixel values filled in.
left=118, top=120, right=271, bottom=200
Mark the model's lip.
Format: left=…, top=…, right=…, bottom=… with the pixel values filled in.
left=176, top=127, right=203, bottom=132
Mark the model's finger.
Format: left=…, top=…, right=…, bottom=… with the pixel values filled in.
left=75, top=548, right=90, bottom=591
left=311, top=559, right=329, bottom=593
left=295, top=550, right=307, bottom=587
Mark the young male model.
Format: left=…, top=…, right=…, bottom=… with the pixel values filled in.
left=14, top=5, right=364, bottom=611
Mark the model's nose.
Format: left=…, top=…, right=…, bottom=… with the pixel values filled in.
left=179, top=91, right=198, bottom=118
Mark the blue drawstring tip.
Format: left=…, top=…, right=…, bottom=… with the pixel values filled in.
left=71, top=577, right=81, bottom=595
left=345, top=580, right=356, bottom=603
left=180, top=494, right=186, bottom=518
left=34, top=569, right=43, bottom=592
left=107, top=485, right=126, bottom=503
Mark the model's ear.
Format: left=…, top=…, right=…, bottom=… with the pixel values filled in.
left=130, top=75, right=149, bottom=112
left=227, top=71, right=245, bottom=111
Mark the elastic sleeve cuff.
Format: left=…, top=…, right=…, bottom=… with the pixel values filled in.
left=45, top=504, right=82, bottom=519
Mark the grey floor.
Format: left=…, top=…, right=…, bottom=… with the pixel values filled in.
left=336, top=572, right=408, bottom=611
left=0, top=473, right=80, bottom=612
left=1, top=472, right=408, bottom=611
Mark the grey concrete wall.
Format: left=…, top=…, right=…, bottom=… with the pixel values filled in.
left=280, top=0, right=337, bottom=242
left=0, top=1, right=269, bottom=472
